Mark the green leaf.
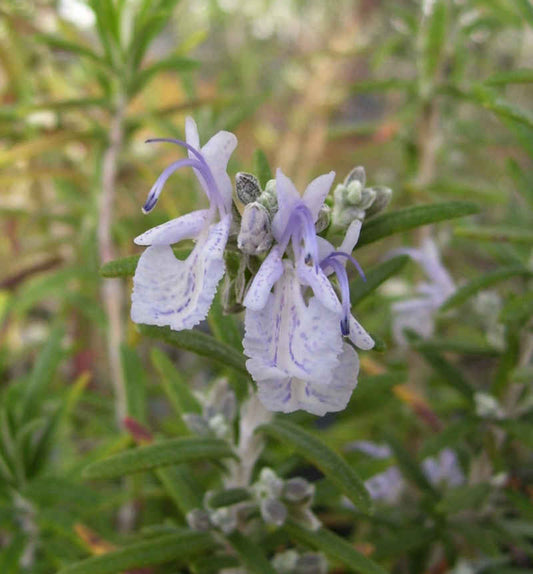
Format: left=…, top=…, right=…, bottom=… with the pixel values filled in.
left=150, top=347, right=202, bottom=415
left=139, top=325, right=248, bottom=376
left=357, top=202, right=479, bottom=247
left=350, top=78, right=414, bottom=94
left=83, top=437, right=236, bottom=479
left=258, top=419, right=371, bottom=513
left=385, top=434, right=439, bottom=499
left=226, top=531, right=277, bottom=574
left=253, top=149, right=273, bottom=188
left=131, top=57, right=199, bottom=95
left=284, top=520, right=387, bottom=574
left=419, top=0, right=448, bottom=87
left=441, top=266, right=533, bottom=311
left=190, top=554, right=241, bottom=573
left=350, top=255, right=409, bottom=305
left=454, top=225, right=533, bottom=244
left=437, top=483, right=491, bottom=515
left=121, top=344, right=147, bottom=422
left=99, top=247, right=190, bottom=277
left=421, top=418, right=477, bottom=458
left=485, top=69, right=533, bottom=86
left=35, top=34, right=107, bottom=66
left=56, top=530, right=214, bottom=574
left=20, top=326, right=64, bottom=420
left=208, top=488, right=251, bottom=508
left=500, top=292, right=533, bottom=326
left=156, top=465, right=202, bottom=514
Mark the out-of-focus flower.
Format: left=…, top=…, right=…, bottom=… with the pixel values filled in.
left=243, top=169, right=373, bottom=415
left=131, top=117, right=237, bottom=331
left=390, top=237, right=455, bottom=346
left=422, top=448, right=465, bottom=488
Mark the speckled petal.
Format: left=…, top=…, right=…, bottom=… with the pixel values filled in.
left=255, top=343, right=359, bottom=416
left=131, top=214, right=231, bottom=330
left=244, top=262, right=343, bottom=385
left=134, top=210, right=210, bottom=246
left=348, top=314, right=374, bottom=350
left=243, top=246, right=284, bottom=311
left=302, top=171, right=335, bottom=222
left=296, top=257, right=341, bottom=313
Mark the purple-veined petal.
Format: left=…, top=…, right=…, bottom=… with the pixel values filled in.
left=201, top=130, right=238, bottom=212
left=131, top=214, right=231, bottom=330
left=348, top=314, right=374, bottom=350
left=339, top=219, right=362, bottom=254
left=302, top=171, right=335, bottom=222
left=134, top=209, right=210, bottom=246
left=271, top=169, right=301, bottom=241
left=296, top=256, right=341, bottom=313
left=254, top=343, right=359, bottom=416
left=244, top=261, right=343, bottom=385
left=243, top=246, right=284, bottom=311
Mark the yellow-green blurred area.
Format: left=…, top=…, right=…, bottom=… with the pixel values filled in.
left=0, top=1, right=532, bottom=572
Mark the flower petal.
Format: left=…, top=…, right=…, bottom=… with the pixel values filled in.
left=201, top=130, right=238, bottom=210
left=255, top=343, right=359, bottom=416
left=296, top=257, right=341, bottom=313
left=244, top=262, right=343, bottom=385
left=339, top=219, right=362, bottom=254
left=302, top=171, right=335, bottom=222
left=348, top=314, right=374, bottom=350
left=134, top=209, right=210, bottom=246
left=243, top=246, right=284, bottom=311
left=131, top=215, right=231, bottom=330
left=271, top=169, right=301, bottom=241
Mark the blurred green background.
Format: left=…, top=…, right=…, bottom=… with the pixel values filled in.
left=0, top=1, right=532, bottom=573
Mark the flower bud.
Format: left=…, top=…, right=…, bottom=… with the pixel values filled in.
left=295, top=553, right=328, bottom=574
left=210, top=507, right=237, bottom=534
left=272, top=550, right=299, bottom=573
left=186, top=508, right=212, bottom=531
left=282, top=477, right=315, bottom=504
left=236, top=172, right=261, bottom=204
left=365, top=185, right=392, bottom=217
left=315, top=204, right=331, bottom=233
left=183, top=413, right=210, bottom=436
left=255, top=468, right=284, bottom=498
left=260, top=497, right=287, bottom=526
left=238, top=202, right=273, bottom=255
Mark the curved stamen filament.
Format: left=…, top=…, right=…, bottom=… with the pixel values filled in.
left=278, top=203, right=319, bottom=269
left=142, top=158, right=202, bottom=213
left=325, top=251, right=366, bottom=282
left=326, top=258, right=351, bottom=336
left=144, top=137, right=225, bottom=215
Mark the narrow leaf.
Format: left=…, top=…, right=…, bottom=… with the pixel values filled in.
left=441, top=266, right=532, bottom=311
left=139, top=325, right=248, bottom=376
left=357, top=202, right=479, bottom=247
left=121, top=345, right=147, bottom=423
left=227, top=531, right=277, bottom=574
left=56, top=531, right=214, bottom=574
left=284, top=520, right=387, bottom=574
left=350, top=255, right=409, bottom=305
left=83, top=437, right=235, bottom=479
left=258, top=419, right=371, bottom=513
left=485, top=69, right=533, bottom=86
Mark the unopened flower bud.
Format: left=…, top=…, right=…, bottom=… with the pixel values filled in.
left=238, top=202, right=273, bottom=255
left=357, top=187, right=377, bottom=210
left=315, top=204, right=331, bottom=233
left=255, top=468, right=284, bottom=498
left=295, top=553, right=328, bottom=574
left=260, top=497, right=287, bottom=526
left=344, top=165, right=366, bottom=188
left=259, top=179, right=278, bottom=213
left=187, top=508, right=212, bottom=531
left=365, top=185, right=392, bottom=217
left=236, top=172, right=261, bottom=204
left=283, top=477, right=315, bottom=504
left=208, top=413, right=230, bottom=438
left=272, top=550, right=299, bottom=573
left=210, top=507, right=237, bottom=534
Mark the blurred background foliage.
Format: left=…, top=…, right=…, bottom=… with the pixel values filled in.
left=0, top=0, right=532, bottom=573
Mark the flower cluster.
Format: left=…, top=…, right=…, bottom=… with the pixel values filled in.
left=131, top=119, right=379, bottom=416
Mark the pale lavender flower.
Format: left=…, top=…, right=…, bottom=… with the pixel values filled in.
left=422, top=448, right=464, bottom=488
left=131, top=117, right=237, bottom=330
left=391, top=237, right=455, bottom=346
left=243, top=169, right=373, bottom=416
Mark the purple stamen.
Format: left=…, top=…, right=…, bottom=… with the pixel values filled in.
left=142, top=158, right=202, bottom=213
left=278, top=203, right=320, bottom=269
left=144, top=137, right=225, bottom=214
left=325, top=251, right=366, bottom=282
left=325, top=257, right=352, bottom=335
